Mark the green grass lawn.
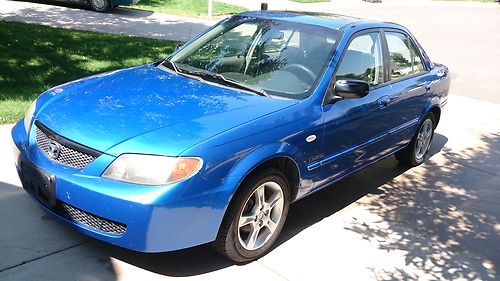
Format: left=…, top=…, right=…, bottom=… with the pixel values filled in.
left=0, top=21, right=177, bottom=124
left=132, top=0, right=247, bottom=17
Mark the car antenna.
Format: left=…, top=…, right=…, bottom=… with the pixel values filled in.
left=188, top=22, right=194, bottom=41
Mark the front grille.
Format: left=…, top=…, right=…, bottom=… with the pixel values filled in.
left=35, top=122, right=100, bottom=169
left=56, top=201, right=127, bottom=235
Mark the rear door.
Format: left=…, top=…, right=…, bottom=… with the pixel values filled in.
left=383, top=30, right=431, bottom=147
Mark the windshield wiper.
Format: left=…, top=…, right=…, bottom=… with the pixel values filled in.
left=163, top=61, right=270, bottom=98
left=189, top=70, right=270, bottom=98
left=162, top=60, right=203, bottom=82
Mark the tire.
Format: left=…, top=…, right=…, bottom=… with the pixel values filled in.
left=395, top=112, right=436, bottom=166
left=213, top=168, right=290, bottom=263
left=89, top=0, right=112, bottom=12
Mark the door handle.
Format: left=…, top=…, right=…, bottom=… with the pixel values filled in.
left=425, top=83, right=431, bottom=91
left=419, top=82, right=431, bottom=91
left=377, top=96, right=391, bottom=108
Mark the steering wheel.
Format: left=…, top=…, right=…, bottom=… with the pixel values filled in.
left=283, top=64, right=316, bottom=84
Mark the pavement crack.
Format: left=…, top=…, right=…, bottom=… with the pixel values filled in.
left=0, top=240, right=91, bottom=273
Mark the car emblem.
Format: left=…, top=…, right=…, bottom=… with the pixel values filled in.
left=47, top=140, right=61, bottom=159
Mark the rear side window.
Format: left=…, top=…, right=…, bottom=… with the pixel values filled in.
left=336, top=32, right=384, bottom=86
left=410, top=41, right=425, bottom=73
left=385, top=32, right=425, bottom=80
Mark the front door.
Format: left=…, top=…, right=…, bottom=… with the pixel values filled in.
left=314, top=30, right=394, bottom=187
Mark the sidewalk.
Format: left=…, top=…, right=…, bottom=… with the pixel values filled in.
left=0, top=0, right=213, bottom=41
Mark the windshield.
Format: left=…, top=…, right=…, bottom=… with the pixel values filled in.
left=167, top=16, right=341, bottom=99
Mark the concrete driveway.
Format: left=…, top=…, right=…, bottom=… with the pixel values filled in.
left=0, top=0, right=499, bottom=280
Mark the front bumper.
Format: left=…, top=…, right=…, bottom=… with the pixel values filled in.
left=11, top=120, right=233, bottom=252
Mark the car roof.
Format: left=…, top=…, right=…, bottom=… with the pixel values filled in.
left=238, top=10, right=404, bottom=31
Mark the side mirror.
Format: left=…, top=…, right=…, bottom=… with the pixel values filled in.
left=333, top=79, right=370, bottom=99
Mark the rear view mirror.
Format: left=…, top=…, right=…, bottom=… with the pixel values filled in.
left=270, top=31, right=284, bottom=40
left=333, top=79, right=369, bottom=99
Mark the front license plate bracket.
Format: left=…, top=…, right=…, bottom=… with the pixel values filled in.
left=21, top=162, right=57, bottom=208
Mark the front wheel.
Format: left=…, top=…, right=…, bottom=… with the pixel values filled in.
left=396, top=112, right=436, bottom=166
left=89, top=0, right=112, bottom=12
left=213, top=169, right=290, bottom=262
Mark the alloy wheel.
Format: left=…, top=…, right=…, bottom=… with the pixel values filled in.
left=415, top=118, right=433, bottom=160
left=237, top=181, right=285, bottom=251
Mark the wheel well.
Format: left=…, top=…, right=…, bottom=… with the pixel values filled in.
left=242, top=157, right=300, bottom=201
left=428, top=106, right=441, bottom=127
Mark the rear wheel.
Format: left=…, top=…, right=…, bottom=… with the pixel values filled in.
left=213, top=169, right=290, bottom=262
left=89, top=0, right=112, bottom=12
left=396, top=112, right=435, bottom=166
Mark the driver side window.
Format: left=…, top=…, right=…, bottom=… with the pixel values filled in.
left=336, top=32, right=384, bottom=86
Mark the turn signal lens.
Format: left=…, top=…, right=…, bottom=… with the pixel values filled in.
left=171, top=158, right=202, bottom=182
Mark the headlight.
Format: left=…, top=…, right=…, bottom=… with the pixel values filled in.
left=24, top=100, right=37, bottom=134
left=102, top=154, right=202, bottom=185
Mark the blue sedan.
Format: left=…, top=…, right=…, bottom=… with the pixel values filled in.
left=12, top=11, right=450, bottom=262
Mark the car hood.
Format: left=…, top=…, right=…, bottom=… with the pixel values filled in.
left=35, top=64, right=297, bottom=156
